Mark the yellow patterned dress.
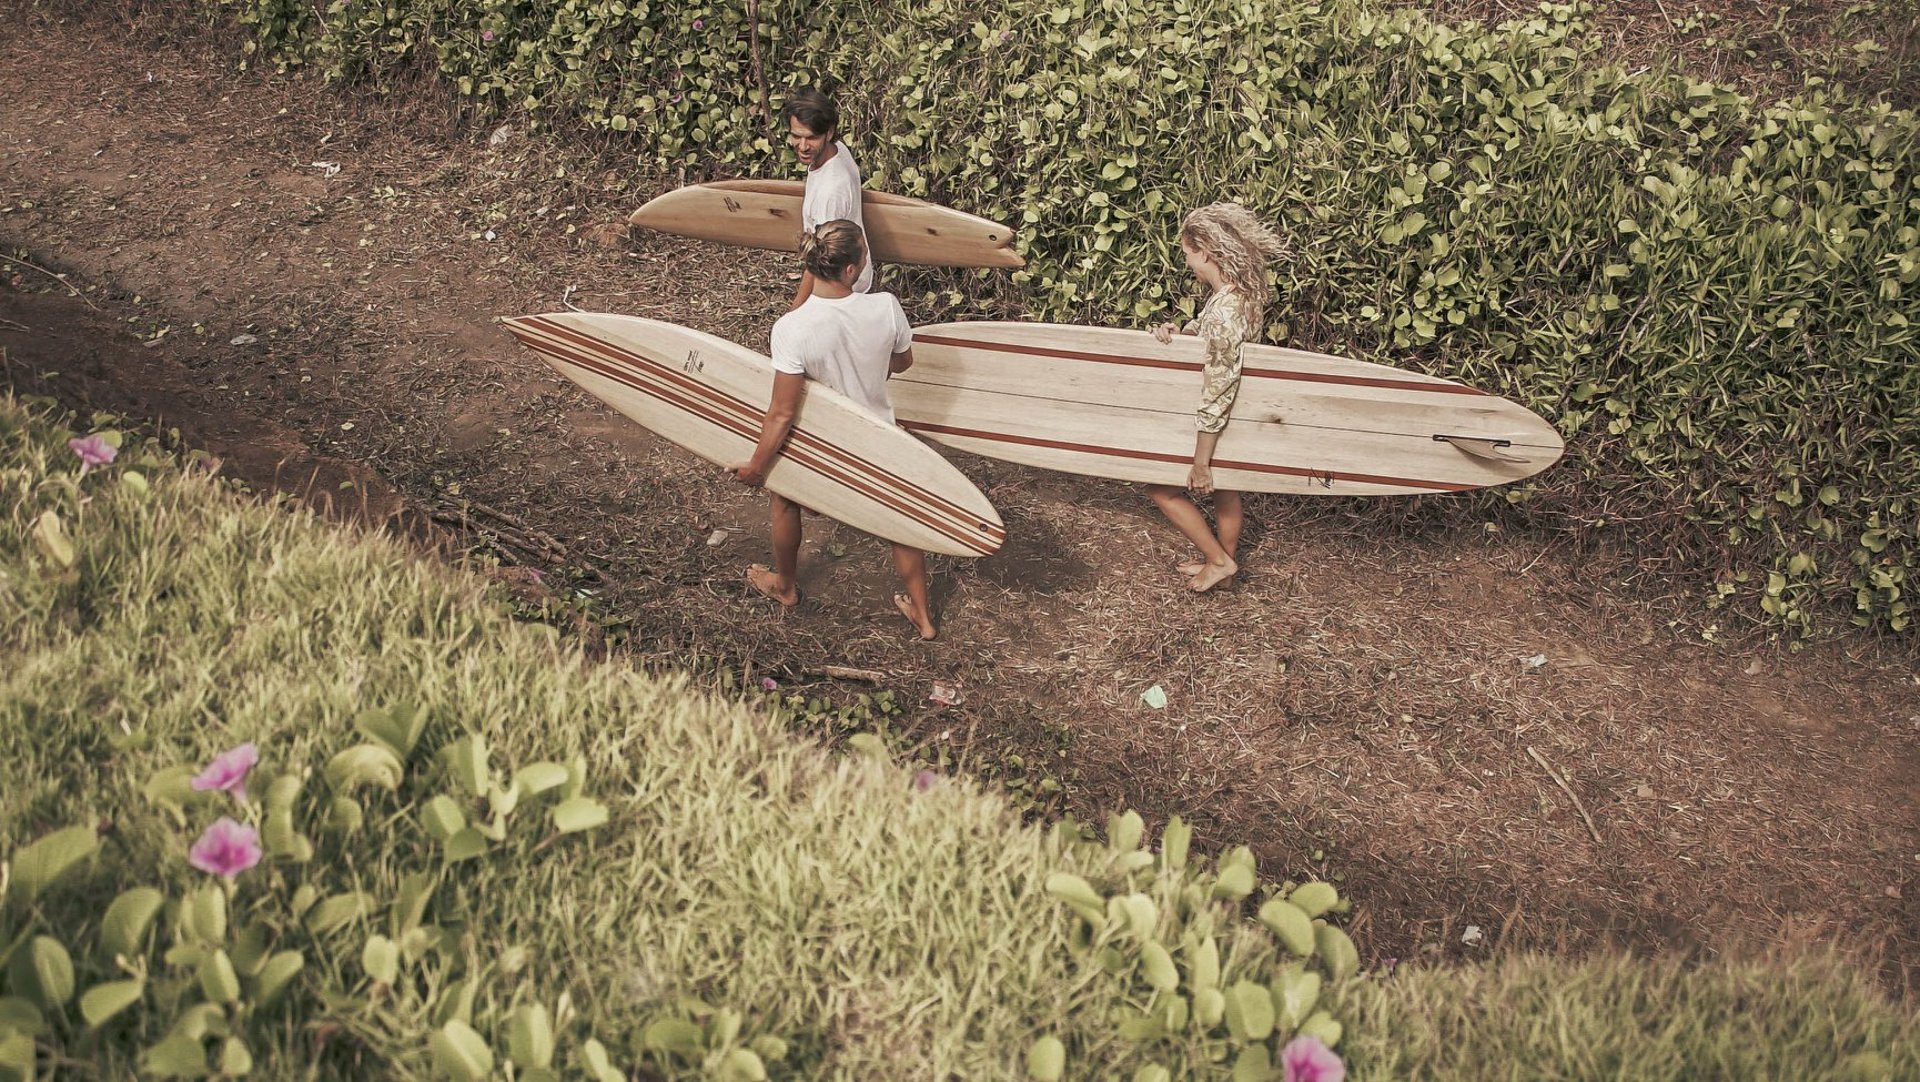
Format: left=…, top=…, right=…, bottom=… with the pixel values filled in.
left=1183, top=287, right=1257, bottom=434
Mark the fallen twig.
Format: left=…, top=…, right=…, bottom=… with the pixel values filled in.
left=806, top=665, right=887, bottom=683
left=0, top=253, right=98, bottom=310
left=1527, top=745, right=1603, bottom=846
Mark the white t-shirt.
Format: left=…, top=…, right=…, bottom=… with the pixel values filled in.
left=801, top=140, right=874, bottom=294
left=769, top=292, right=913, bottom=424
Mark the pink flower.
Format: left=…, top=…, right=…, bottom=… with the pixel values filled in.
left=1281, top=1036, right=1344, bottom=1082
left=188, top=818, right=262, bottom=878
left=190, top=742, right=259, bottom=802
left=69, top=434, right=117, bottom=469
left=911, top=769, right=938, bottom=792
left=759, top=677, right=778, bottom=691
left=692, top=18, right=704, bottom=29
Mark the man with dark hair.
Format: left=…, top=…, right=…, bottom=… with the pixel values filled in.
left=780, top=86, right=872, bottom=305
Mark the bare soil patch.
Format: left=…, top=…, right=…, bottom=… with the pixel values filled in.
left=3, top=6, right=1916, bottom=989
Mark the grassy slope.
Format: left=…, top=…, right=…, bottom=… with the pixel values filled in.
left=3, top=396, right=1915, bottom=1078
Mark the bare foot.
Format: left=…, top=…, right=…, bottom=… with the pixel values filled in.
left=745, top=564, right=799, bottom=609
left=1188, top=557, right=1238, bottom=593
left=1177, top=560, right=1205, bottom=576
left=893, top=593, right=937, bottom=640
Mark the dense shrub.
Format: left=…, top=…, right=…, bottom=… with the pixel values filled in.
left=220, top=0, right=1918, bottom=639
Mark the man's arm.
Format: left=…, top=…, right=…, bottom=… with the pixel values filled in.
left=733, top=372, right=808, bottom=486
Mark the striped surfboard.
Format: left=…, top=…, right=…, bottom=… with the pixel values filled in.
left=503, top=313, right=1005, bottom=557
left=889, top=322, right=1565, bottom=497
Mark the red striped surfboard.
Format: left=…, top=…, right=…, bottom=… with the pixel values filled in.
left=502, top=313, right=1004, bottom=557
left=889, top=322, right=1565, bottom=497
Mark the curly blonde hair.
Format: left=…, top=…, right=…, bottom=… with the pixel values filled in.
left=1180, top=202, right=1288, bottom=325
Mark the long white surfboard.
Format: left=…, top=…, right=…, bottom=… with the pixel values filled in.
left=503, top=313, right=1005, bottom=556
left=889, top=322, right=1564, bottom=497
left=629, top=180, right=1024, bottom=268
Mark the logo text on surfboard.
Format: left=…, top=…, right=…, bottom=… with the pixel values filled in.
left=683, top=349, right=704, bottom=373
left=722, top=196, right=742, bottom=213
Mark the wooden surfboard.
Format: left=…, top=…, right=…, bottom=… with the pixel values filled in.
left=628, top=179, right=1025, bottom=268
left=889, top=322, right=1564, bottom=497
left=501, top=313, right=1005, bottom=557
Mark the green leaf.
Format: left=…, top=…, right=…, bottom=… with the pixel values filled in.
left=184, top=884, right=227, bottom=945
left=1139, top=941, right=1178, bottom=992
left=718, top=1048, right=767, bottom=1081
left=10, top=825, right=99, bottom=904
left=323, top=744, right=403, bottom=792
left=1258, top=898, right=1315, bottom=956
left=512, top=762, right=569, bottom=798
left=143, top=1034, right=210, bottom=1078
left=390, top=871, right=436, bottom=936
left=1288, top=881, right=1339, bottom=918
left=265, top=773, right=302, bottom=812
left=1271, top=967, right=1321, bottom=1029
left=421, top=795, right=467, bottom=841
left=1316, top=924, right=1361, bottom=981
left=362, top=936, right=399, bottom=986
left=508, top=1003, right=553, bottom=1069
left=450, top=734, right=490, bottom=796
left=198, top=950, right=241, bottom=1004
left=431, top=1021, right=494, bottom=1082
left=252, top=950, right=303, bottom=1008
left=1159, top=815, right=1190, bottom=871
left=444, top=829, right=489, bottom=862
left=81, top=974, right=145, bottom=1028
left=550, top=797, right=608, bottom=834
left=0, top=998, right=46, bottom=1037
left=304, top=892, right=376, bottom=937
left=1187, top=935, right=1220, bottom=991
left=641, top=1019, right=703, bottom=1054
left=144, top=764, right=202, bottom=807
left=580, top=1037, right=623, bottom=1082
left=10, top=937, right=74, bottom=1009
left=355, top=703, right=427, bottom=758
left=1211, top=863, right=1255, bottom=901
left=1297, top=1009, right=1343, bottom=1048
left=1222, top=979, right=1274, bottom=1041
left=1026, top=1036, right=1065, bottom=1080
left=1044, top=873, right=1106, bottom=925
left=1231, top=1043, right=1271, bottom=1082
left=0, top=1032, right=35, bottom=1077
left=31, top=510, right=75, bottom=568
left=326, top=794, right=363, bottom=835
left=218, top=1036, right=252, bottom=1076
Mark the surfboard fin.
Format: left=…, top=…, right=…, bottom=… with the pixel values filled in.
left=1434, top=434, right=1527, bottom=463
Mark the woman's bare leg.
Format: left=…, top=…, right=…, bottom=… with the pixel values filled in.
left=1148, top=484, right=1236, bottom=590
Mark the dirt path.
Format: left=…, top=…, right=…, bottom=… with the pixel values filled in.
left=3, top=13, right=1916, bottom=985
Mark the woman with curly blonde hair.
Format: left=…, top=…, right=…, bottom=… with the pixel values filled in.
left=1149, top=202, right=1288, bottom=592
